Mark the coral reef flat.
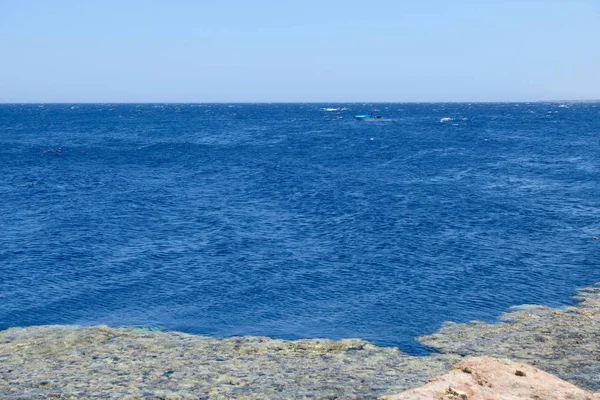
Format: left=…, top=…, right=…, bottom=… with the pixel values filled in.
left=0, top=326, right=457, bottom=399
left=1, top=283, right=599, bottom=399
left=419, top=283, right=600, bottom=391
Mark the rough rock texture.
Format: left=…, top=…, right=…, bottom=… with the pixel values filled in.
left=0, top=325, right=457, bottom=400
left=419, top=283, right=600, bottom=391
left=2, top=283, right=600, bottom=399
left=381, top=356, right=600, bottom=400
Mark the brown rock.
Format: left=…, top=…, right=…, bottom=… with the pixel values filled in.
left=449, top=384, right=475, bottom=398
left=380, top=356, right=600, bottom=400
left=515, top=369, right=526, bottom=377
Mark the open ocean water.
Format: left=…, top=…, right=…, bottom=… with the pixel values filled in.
left=1, top=103, right=599, bottom=354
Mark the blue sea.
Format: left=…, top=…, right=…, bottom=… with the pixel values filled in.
left=1, top=103, right=599, bottom=354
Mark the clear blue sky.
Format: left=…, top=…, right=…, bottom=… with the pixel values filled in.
left=1, top=0, right=598, bottom=102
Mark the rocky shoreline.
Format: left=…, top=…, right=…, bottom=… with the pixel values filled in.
left=1, top=283, right=599, bottom=399
left=382, top=357, right=600, bottom=400
left=419, top=283, right=600, bottom=391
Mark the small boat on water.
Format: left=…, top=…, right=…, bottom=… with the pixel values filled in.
left=355, top=114, right=383, bottom=121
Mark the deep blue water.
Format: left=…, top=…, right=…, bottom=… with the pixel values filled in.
left=1, top=103, right=599, bottom=354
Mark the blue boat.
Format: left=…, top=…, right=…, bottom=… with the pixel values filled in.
left=355, top=114, right=383, bottom=121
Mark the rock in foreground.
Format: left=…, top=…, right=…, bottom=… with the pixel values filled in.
left=381, top=356, right=600, bottom=400
left=419, top=284, right=600, bottom=390
left=0, top=325, right=456, bottom=399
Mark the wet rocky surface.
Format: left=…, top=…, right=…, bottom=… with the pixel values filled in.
left=0, top=326, right=457, bottom=399
left=1, top=283, right=599, bottom=399
left=419, top=283, right=600, bottom=391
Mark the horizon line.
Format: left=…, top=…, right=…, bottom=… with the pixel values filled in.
left=1, top=99, right=599, bottom=105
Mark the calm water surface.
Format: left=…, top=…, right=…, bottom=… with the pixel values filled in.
left=1, top=103, right=599, bottom=354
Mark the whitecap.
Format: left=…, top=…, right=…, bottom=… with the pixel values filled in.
left=322, top=108, right=339, bottom=111
left=440, top=117, right=453, bottom=123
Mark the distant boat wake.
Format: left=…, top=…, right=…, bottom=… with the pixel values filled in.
left=355, top=114, right=391, bottom=122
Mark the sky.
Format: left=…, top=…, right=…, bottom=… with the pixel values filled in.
left=0, top=0, right=599, bottom=102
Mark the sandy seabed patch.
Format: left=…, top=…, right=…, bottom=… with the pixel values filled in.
left=1, top=283, right=599, bottom=399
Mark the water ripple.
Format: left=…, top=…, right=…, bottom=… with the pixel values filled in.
left=1, top=103, right=599, bottom=354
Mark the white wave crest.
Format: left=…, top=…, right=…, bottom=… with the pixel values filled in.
left=440, top=117, right=453, bottom=122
